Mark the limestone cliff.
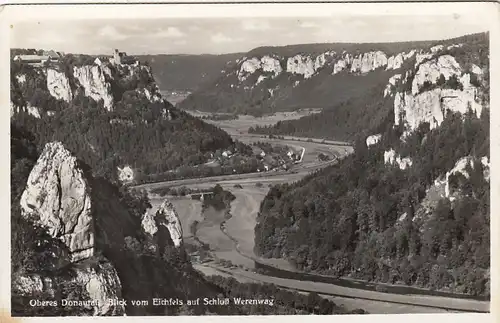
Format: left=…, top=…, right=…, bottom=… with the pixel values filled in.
left=11, top=138, right=218, bottom=316
left=46, top=69, right=72, bottom=102
left=73, top=65, right=114, bottom=111
left=445, top=156, right=490, bottom=200
left=393, top=54, right=486, bottom=132
left=15, top=142, right=126, bottom=315
left=383, top=148, right=413, bottom=170
left=180, top=34, right=485, bottom=116
left=142, top=199, right=183, bottom=248
left=20, top=142, right=94, bottom=263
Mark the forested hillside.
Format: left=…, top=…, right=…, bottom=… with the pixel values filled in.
left=136, top=53, right=243, bottom=92
left=250, top=33, right=489, bottom=141
left=179, top=33, right=486, bottom=118
left=10, top=52, right=243, bottom=184
left=254, top=33, right=490, bottom=296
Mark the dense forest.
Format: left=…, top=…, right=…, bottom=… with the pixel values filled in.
left=254, top=109, right=490, bottom=296
left=136, top=53, right=243, bottom=92
left=11, top=124, right=356, bottom=316
left=10, top=54, right=250, bottom=184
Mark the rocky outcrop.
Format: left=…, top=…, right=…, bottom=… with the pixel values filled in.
left=350, top=51, right=388, bottom=74
left=142, top=199, right=183, bottom=248
left=16, top=74, right=26, bottom=85
left=287, top=55, right=315, bottom=79
left=366, top=134, right=382, bottom=147
left=384, top=74, right=402, bottom=97
left=238, top=56, right=282, bottom=82
left=411, top=55, right=461, bottom=95
left=73, top=66, right=114, bottom=111
left=394, top=55, right=484, bottom=132
left=384, top=149, right=413, bottom=170
left=46, top=69, right=72, bottom=102
left=333, top=53, right=352, bottom=74
left=20, top=142, right=94, bottom=263
left=445, top=156, right=490, bottom=200
left=16, top=141, right=128, bottom=316
left=117, top=165, right=134, bottom=183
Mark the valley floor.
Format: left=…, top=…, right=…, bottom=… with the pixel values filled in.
left=133, top=113, right=490, bottom=314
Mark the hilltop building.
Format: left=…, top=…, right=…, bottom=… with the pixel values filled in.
left=111, top=49, right=137, bottom=65
left=13, top=50, right=61, bottom=66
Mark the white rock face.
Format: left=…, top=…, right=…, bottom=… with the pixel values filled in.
left=471, top=64, right=483, bottom=75
left=384, top=149, right=413, bottom=170
left=333, top=53, right=351, bottom=74
left=447, top=44, right=464, bottom=50
left=142, top=199, right=183, bottom=248
left=73, top=66, right=114, bottom=111
left=11, top=102, right=41, bottom=119
left=239, top=58, right=261, bottom=81
left=395, top=81, right=482, bottom=131
left=445, top=156, right=490, bottom=199
left=20, top=142, right=94, bottom=262
left=481, top=156, right=490, bottom=181
left=27, top=105, right=41, bottom=119
left=430, top=45, right=444, bottom=53
left=411, top=55, right=462, bottom=95
left=350, top=51, right=388, bottom=74
left=445, top=156, right=474, bottom=199
left=314, top=51, right=335, bottom=71
left=16, top=74, right=26, bottom=84
left=394, top=55, right=483, bottom=132
left=387, top=53, right=404, bottom=70
left=366, top=134, right=382, bottom=147
left=261, top=55, right=283, bottom=75
left=256, top=75, right=267, bottom=85
left=287, top=55, right=315, bottom=79
left=384, top=74, right=402, bottom=97
left=238, top=56, right=282, bottom=82
left=415, top=52, right=434, bottom=67
left=403, top=50, right=416, bottom=60
left=117, top=166, right=134, bottom=183
left=47, top=69, right=72, bottom=102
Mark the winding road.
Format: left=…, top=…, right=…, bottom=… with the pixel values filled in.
left=131, top=119, right=490, bottom=314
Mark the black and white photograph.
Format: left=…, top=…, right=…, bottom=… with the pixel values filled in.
left=3, top=2, right=498, bottom=319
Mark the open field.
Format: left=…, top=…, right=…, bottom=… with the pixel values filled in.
left=186, top=109, right=323, bottom=135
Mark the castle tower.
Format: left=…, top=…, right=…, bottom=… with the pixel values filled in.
left=113, top=49, right=121, bottom=65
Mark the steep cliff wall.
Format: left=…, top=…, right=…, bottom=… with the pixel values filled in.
left=73, top=65, right=114, bottom=110
left=11, top=139, right=224, bottom=316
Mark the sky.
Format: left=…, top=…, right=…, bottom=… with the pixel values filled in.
left=10, top=15, right=489, bottom=55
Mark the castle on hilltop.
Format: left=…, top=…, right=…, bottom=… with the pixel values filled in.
left=111, top=49, right=136, bottom=65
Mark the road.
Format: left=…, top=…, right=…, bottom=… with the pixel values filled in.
left=131, top=124, right=489, bottom=314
